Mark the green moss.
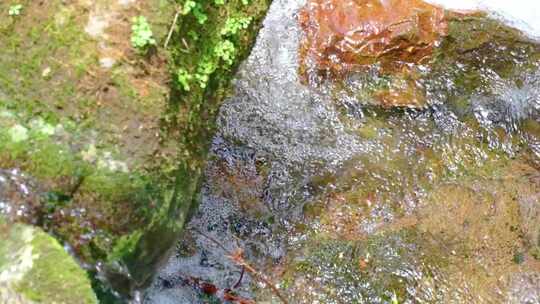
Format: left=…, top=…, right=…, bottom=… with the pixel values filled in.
left=0, top=220, right=97, bottom=303
left=0, top=0, right=272, bottom=298
left=0, top=111, right=168, bottom=267
left=120, top=0, right=272, bottom=288
left=15, top=230, right=98, bottom=303
left=108, top=230, right=143, bottom=263
left=0, top=1, right=96, bottom=111
left=164, top=0, right=270, bottom=153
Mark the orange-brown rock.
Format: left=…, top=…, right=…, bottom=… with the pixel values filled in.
left=299, top=0, right=449, bottom=76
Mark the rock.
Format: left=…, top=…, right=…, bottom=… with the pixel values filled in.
left=0, top=219, right=97, bottom=304
left=298, top=0, right=540, bottom=108
left=298, top=0, right=449, bottom=76
left=0, top=169, right=42, bottom=225
left=505, top=272, right=540, bottom=303
left=99, top=57, right=115, bottom=69
left=417, top=180, right=523, bottom=269
left=427, top=0, right=540, bottom=38
left=516, top=174, right=540, bottom=260
left=0, top=0, right=272, bottom=299
left=373, top=73, right=426, bottom=107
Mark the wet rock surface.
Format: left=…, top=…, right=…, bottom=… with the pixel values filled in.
left=146, top=0, right=540, bottom=303
left=298, top=0, right=540, bottom=108
left=0, top=169, right=43, bottom=225
left=299, top=0, right=448, bottom=75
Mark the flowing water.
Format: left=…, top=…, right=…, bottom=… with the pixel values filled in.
left=144, top=0, right=540, bottom=303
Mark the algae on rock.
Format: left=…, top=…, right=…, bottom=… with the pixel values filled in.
left=120, top=0, right=272, bottom=290
left=0, top=219, right=97, bottom=304
left=0, top=0, right=272, bottom=300
left=0, top=2, right=178, bottom=285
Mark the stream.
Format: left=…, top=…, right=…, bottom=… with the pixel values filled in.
left=144, top=0, right=540, bottom=303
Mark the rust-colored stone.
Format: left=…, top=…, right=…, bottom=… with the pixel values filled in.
left=299, top=0, right=449, bottom=76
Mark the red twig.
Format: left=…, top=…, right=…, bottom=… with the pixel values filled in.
left=192, top=228, right=289, bottom=304
left=234, top=266, right=246, bottom=289
left=228, top=249, right=289, bottom=304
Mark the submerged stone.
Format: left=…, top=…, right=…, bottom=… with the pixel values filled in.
left=298, top=0, right=540, bottom=108
left=143, top=0, right=540, bottom=300
left=299, top=0, right=449, bottom=75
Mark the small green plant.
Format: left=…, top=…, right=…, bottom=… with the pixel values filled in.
left=192, top=4, right=208, bottom=24
left=181, top=0, right=196, bottom=15
left=195, top=57, right=217, bottom=89
left=181, top=0, right=207, bottom=24
left=513, top=251, right=525, bottom=264
left=214, top=40, right=236, bottom=65
left=188, top=30, right=199, bottom=41
left=130, top=16, right=156, bottom=52
left=176, top=68, right=193, bottom=91
left=220, top=16, right=252, bottom=36
left=172, top=0, right=251, bottom=92
left=8, top=4, right=23, bottom=16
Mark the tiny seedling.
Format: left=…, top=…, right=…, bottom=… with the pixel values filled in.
left=181, top=0, right=197, bottom=15
left=192, top=4, right=208, bottom=24
left=8, top=4, right=23, bottom=16
left=180, top=0, right=207, bottom=24
left=221, top=16, right=252, bottom=36
left=177, top=68, right=193, bottom=91
left=195, top=58, right=217, bottom=89
left=391, top=291, right=399, bottom=304
left=131, top=16, right=156, bottom=52
left=214, top=40, right=236, bottom=65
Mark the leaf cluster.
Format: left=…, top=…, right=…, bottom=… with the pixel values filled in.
left=8, top=4, right=23, bottom=16
left=174, top=0, right=253, bottom=91
left=131, top=16, right=156, bottom=52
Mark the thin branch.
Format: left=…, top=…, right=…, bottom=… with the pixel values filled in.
left=233, top=266, right=245, bottom=289
left=229, top=249, right=289, bottom=304
left=164, top=7, right=181, bottom=48
left=192, top=228, right=289, bottom=304
left=192, top=228, right=229, bottom=252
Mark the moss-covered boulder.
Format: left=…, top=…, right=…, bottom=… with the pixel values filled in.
left=0, top=0, right=271, bottom=299
left=0, top=220, right=97, bottom=303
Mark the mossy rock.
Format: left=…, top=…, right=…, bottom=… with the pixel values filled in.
left=0, top=220, right=97, bottom=304
left=0, top=0, right=271, bottom=299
